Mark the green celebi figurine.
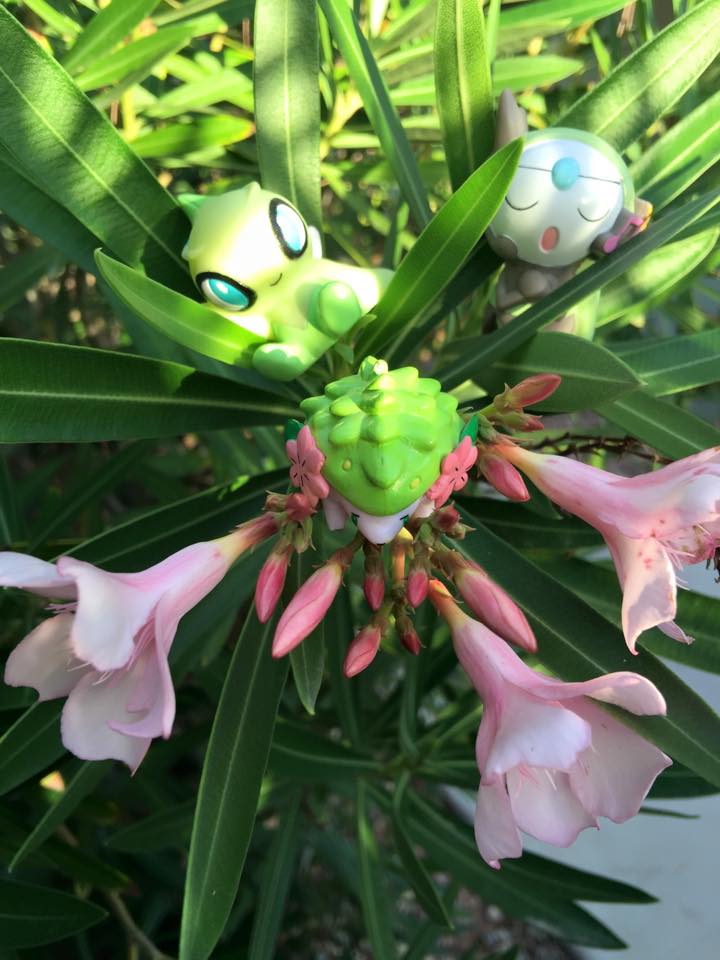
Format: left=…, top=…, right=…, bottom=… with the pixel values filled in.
left=294, top=357, right=476, bottom=544
left=180, top=183, right=393, bottom=381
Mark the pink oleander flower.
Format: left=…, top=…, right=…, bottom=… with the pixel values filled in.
left=451, top=559, right=536, bottom=653
left=286, top=426, right=329, bottom=504
left=428, top=436, right=478, bottom=507
left=344, top=623, right=382, bottom=677
left=255, top=541, right=294, bottom=623
left=501, top=444, right=720, bottom=652
left=429, top=579, right=671, bottom=868
left=1, top=516, right=277, bottom=770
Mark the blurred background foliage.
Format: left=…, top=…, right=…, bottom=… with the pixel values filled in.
left=0, top=0, right=719, bottom=957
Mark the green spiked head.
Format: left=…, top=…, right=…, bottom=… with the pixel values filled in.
left=300, top=357, right=464, bottom=516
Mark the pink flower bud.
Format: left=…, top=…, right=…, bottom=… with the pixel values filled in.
left=363, top=546, right=385, bottom=611
left=506, top=374, right=561, bottom=409
left=478, top=452, right=529, bottom=502
left=255, top=543, right=293, bottom=624
left=229, top=513, right=279, bottom=556
left=430, top=505, right=472, bottom=539
left=407, top=568, right=429, bottom=607
left=272, top=561, right=343, bottom=658
left=501, top=411, right=546, bottom=433
left=344, top=623, right=382, bottom=677
left=454, top=562, right=536, bottom=652
left=285, top=493, right=316, bottom=522
left=397, top=613, right=421, bottom=655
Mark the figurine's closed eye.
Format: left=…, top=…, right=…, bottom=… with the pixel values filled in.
left=577, top=205, right=611, bottom=223
left=270, top=198, right=308, bottom=259
left=197, top=272, right=256, bottom=312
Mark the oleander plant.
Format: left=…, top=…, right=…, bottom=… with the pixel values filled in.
left=1, top=1, right=719, bottom=958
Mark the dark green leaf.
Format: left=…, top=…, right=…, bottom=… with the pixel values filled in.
left=179, top=610, right=287, bottom=960
left=0, top=878, right=106, bottom=948
left=608, top=328, right=720, bottom=397
left=63, top=0, right=161, bottom=73
left=268, top=721, right=380, bottom=782
left=598, top=390, right=720, bottom=459
left=106, top=799, right=195, bottom=852
left=356, top=780, right=397, bottom=958
left=287, top=553, right=326, bottom=715
left=0, top=701, right=64, bottom=797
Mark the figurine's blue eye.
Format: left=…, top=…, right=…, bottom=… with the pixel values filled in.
left=270, top=198, right=308, bottom=259
left=197, top=273, right=255, bottom=312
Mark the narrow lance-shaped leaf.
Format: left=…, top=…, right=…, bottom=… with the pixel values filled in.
left=63, top=0, right=162, bottom=73
left=434, top=0, right=494, bottom=191
left=180, top=610, right=288, bottom=960
left=0, top=7, right=190, bottom=291
left=358, top=138, right=522, bottom=359
left=0, top=338, right=297, bottom=444
left=560, top=0, right=720, bottom=152
left=287, top=552, right=326, bottom=715
left=0, top=878, right=107, bottom=949
left=609, top=328, right=720, bottom=398
left=356, top=781, right=398, bottom=959
left=254, top=0, right=323, bottom=230
left=319, top=0, right=431, bottom=227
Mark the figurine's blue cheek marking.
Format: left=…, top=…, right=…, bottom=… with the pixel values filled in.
left=551, top=157, right=580, bottom=190
left=275, top=203, right=306, bottom=253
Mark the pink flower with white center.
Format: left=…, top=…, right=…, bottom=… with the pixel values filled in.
left=429, top=580, right=671, bottom=868
left=1, top=516, right=277, bottom=770
left=286, top=426, right=329, bottom=504
left=501, top=444, right=720, bottom=652
left=427, top=436, right=478, bottom=507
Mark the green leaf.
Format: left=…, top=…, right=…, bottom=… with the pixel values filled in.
left=356, top=781, right=397, bottom=958
left=324, top=586, right=362, bottom=745
left=438, top=189, right=720, bottom=390
left=179, top=610, right=288, bottom=960
left=0, top=452, right=21, bottom=545
left=598, top=390, right=720, bottom=459
left=434, top=0, right=493, bottom=191
left=142, top=68, right=253, bottom=118
left=0, top=338, right=296, bottom=443
left=392, top=778, right=453, bottom=928
left=631, top=89, right=720, bottom=211
left=560, top=0, right=720, bottom=152
left=357, top=138, right=522, bottom=358
left=247, top=790, right=302, bottom=960
left=106, top=798, right=195, bottom=852
left=596, top=229, right=719, bottom=326
left=0, top=7, right=190, bottom=291
left=497, top=0, right=627, bottom=52
left=9, top=762, right=111, bottom=870
left=63, top=0, right=161, bottom=73
left=649, top=762, right=720, bottom=799
left=268, top=721, right=380, bottom=782
left=405, top=794, right=624, bottom=949
left=471, top=331, right=641, bottom=411
left=75, top=24, right=195, bottom=91
left=0, top=878, right=106, bottom=948
left=96, top=249, right=270, bottom=368
left=129, top=115, right=254, bottom=159
left=0, top=701, right=64, bottom=798
left=454, top=497, right=602, bottom=550
left=319, top=0, right=431, bottom=227
left=254, top=0, right=322, bottom=230
left=608, top=328, right=720, bottom=397
left=456, top=509, right=720, bottom=790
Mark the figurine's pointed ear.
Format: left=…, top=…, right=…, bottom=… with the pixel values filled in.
left=177, top=194, right=206, bottom=222
left=495, top=89, right=528, bottom=150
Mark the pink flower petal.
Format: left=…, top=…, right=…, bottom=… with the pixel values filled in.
left=474, top=778, right=523, bottom=867
left=608, top=533, right=677, bottom=653
left=0, top=552, right=77, bottom=599
left=507, top=766, right=598, bottom=846
left=4, top=613, right=88, bottom=701
left=568, top=700, right=672, bottom=822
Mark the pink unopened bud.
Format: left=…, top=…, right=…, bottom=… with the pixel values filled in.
left=454, top=562, right=536, bottom=652
left=508, top=374, right=561, bottom=408
left=344, top=623, right=382, bottom=677
left=478, top=452, right=529, bottom=502
left=285, top=492, right=316, bottom=522
left=272, top=560, right=343, bottom=658
left=501, top=411, right=546, bottom=433
left=430, top=505, right=472, bottom=539
left=407, top=568, right=429, bottom=607
left=363, top=546, right=385, bottom=611
left=264, top=492, right=287, bottom=514
left=397, top=613, right=421, bottom=655
left=255, top=543, right=293, bottom=624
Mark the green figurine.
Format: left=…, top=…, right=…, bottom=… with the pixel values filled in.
left=179, top=183, right=393, bottom=380
left=293, top=357, right=478, bottom=543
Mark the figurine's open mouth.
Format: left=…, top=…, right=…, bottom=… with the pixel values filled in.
left=269, top=272, right=283, bottom=287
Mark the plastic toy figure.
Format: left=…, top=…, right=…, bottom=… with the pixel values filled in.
left=487, top=90, right=653, bottom=329
left=294, top=357, right=476, bottom=543
left=180, top=183, right=393, bottom=380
